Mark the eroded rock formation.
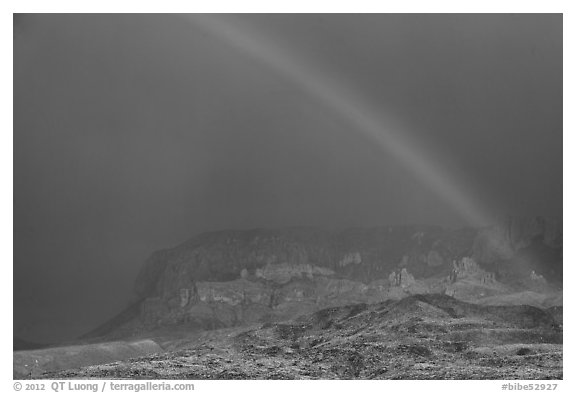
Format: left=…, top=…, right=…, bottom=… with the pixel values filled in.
left=449, top=257, right=496, bottom=284
left=388, top=268, right=416, bottom=288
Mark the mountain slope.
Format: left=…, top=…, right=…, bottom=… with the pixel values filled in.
left=45, top=295, right=562, bottom=380
left=82, top=223, right=562, bottom=342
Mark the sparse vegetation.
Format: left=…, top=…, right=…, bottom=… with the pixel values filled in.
left=37, top=295, right=562, bottom=380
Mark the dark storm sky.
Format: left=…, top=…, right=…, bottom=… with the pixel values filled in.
left=13, top=14, right=562, bottom=342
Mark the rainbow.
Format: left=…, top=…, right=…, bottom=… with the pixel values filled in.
left=185, top=15, right=496, bottom=227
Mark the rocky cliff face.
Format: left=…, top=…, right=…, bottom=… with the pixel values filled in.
left=89, top=222, right=562, bottom=339
left=113, top=227, right=470, bottom=334
left=134, top=227, right=475, bottom=299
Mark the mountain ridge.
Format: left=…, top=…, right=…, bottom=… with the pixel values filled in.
left=81, top=220, right=561, bottom=341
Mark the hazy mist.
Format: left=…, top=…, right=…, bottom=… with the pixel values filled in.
left=13, top=14, right=562, bottom=342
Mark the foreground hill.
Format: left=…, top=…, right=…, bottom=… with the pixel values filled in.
left=44, top=294, right=562, bottom=380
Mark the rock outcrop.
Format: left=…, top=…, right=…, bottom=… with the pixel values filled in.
left=388, top=268, right=416, bottom=288
left=339, top=252, right=362, bottom=267
left=449, top=257, right=496, bottom=285
left=443, top=257, right=511, bottom=302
